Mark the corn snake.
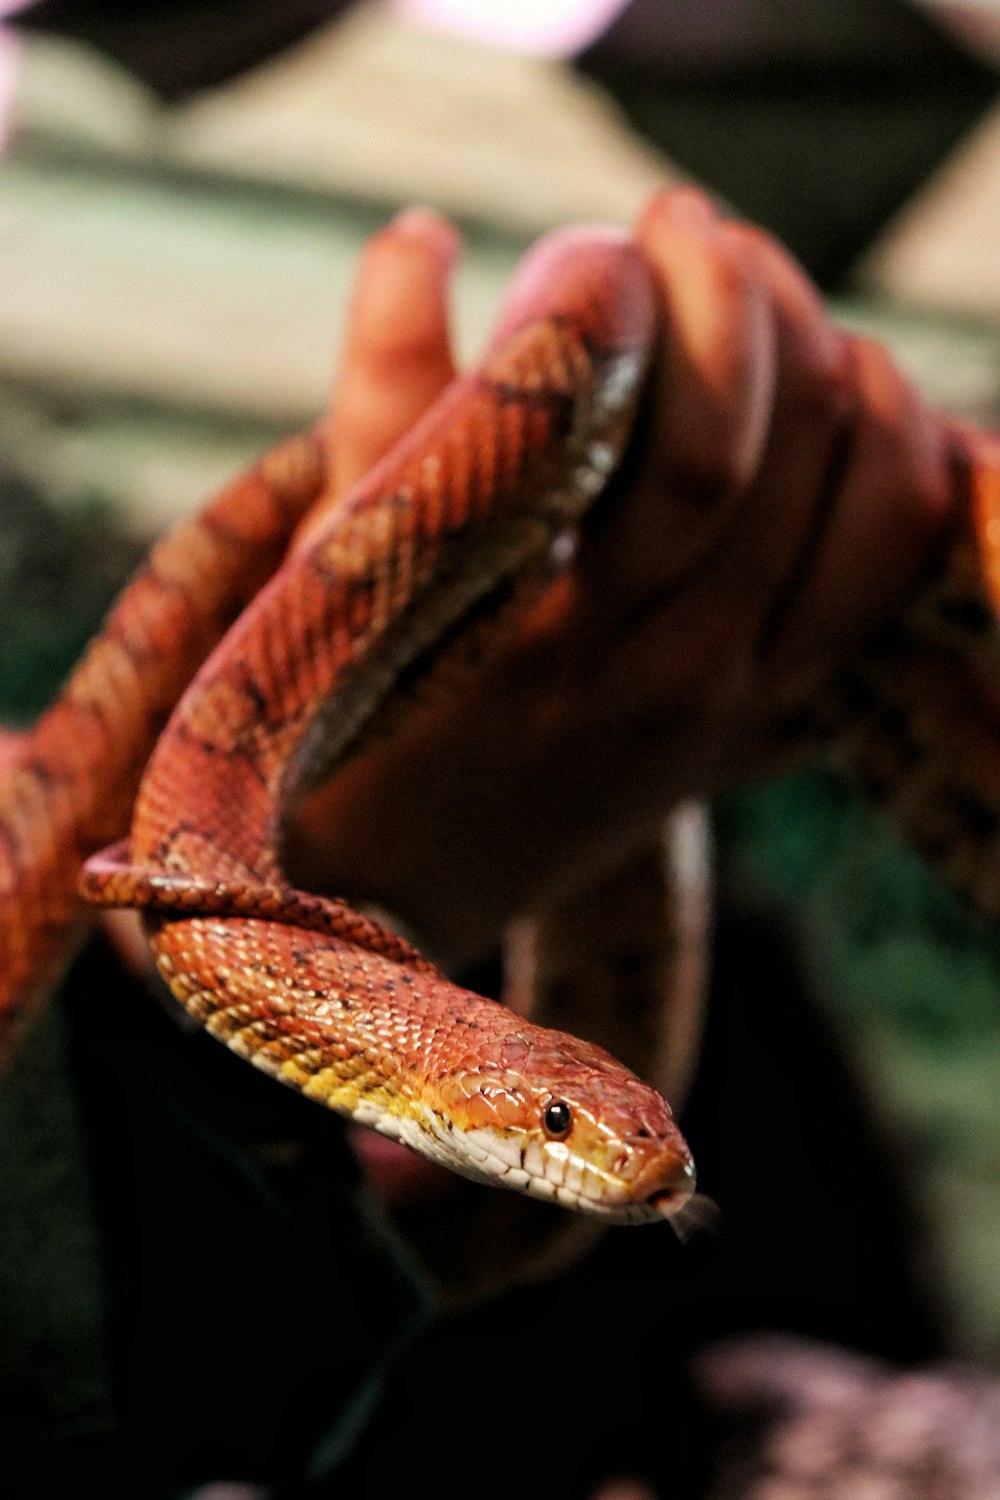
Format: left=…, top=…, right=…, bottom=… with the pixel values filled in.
left=2, top=198, right=1000, bottom=1227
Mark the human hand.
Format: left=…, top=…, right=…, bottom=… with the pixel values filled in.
left=287, top=189, right=958, bottom=969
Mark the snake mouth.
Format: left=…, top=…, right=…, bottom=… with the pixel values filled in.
left=644, top=1158, right=697, bottom=1219
left=646, top=1186, right=695, bottom=1220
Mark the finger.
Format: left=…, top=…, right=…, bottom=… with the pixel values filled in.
left=597, top=215, right=952, bottom=762
left=295, top=207, right=460, bottom=549
left=494, top=188, right=774, bottom=653
left=725, top=221, right=953, bottom=693
left=610, top=188, right=776, bottom=604
left=331, top=207, right=459, bottom=494
left=621, top=215, right=846, bottom=683
left=568, top=201, right=790, bottom=742
left=636, top=190, right=776, bottom=498
left=556, top=187, right=775, bottom=663
left=612, top=214, right=854, bottom=741
left=721, top=220, right=855, bottom=668
left=768, top=332, right=952, bottom=686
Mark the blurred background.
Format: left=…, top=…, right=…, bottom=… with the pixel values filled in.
left=4, top=1, right=1000, bottom=1494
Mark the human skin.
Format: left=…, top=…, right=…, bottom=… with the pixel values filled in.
left=287, top=188, right=955, bottom=969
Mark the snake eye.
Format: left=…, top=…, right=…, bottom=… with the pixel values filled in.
left=543, top=1100, right=572, bottom=1139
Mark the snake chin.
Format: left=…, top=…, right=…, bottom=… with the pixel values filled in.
left=375, top=1108, right=697, bottom=1223
left=352, top=1096, right=697, bottom=1223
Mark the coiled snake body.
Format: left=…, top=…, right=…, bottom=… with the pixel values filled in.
left=3, top=218, right=1000, bottom=1226
left=86, top=229, right=696, bottom=1223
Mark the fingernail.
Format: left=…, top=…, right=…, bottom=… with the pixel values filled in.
left=645, top=186, right=719, bottom=234
left=388, top=206, right=461, bottom=265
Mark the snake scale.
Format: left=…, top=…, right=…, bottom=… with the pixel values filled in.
left=3, top=217, right=1000, bottom=1226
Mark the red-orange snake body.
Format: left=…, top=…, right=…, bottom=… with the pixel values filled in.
left=79, top=229, right=698, bottom=1222
left=4, top=221, right=1000, bottom=1226
left=0, top=424, right=326, bottom=1059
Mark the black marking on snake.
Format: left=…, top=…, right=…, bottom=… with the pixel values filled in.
left=393, top=575, right=518, bottom=708
left=173, top=720, right=230, bottom=762
left=305, top=504, right=406, bottom=589
left=305, top=549, right=338, bottom=665
left=489, top=374, right=519, bottom=492
left=483, top=378, right=577, bottom=436
left=545, top=311, right=623, bottom=369
left=226, top=739, right=272, bottom=791
left=253, top=616, right=305, bottom=740
left=151, top=818, right=200, bottom=866
left=249, top=959, right=279, bottom=978
left=304, top=541, right=343, bottom=591
left=289, top=946, right=309, bottom=967
left=319, top=568, right=523, bottom=782
left=235, top=666, right=270, bottom=721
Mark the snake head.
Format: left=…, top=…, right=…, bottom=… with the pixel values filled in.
left=427, top=1023, right=696, bottom=1223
